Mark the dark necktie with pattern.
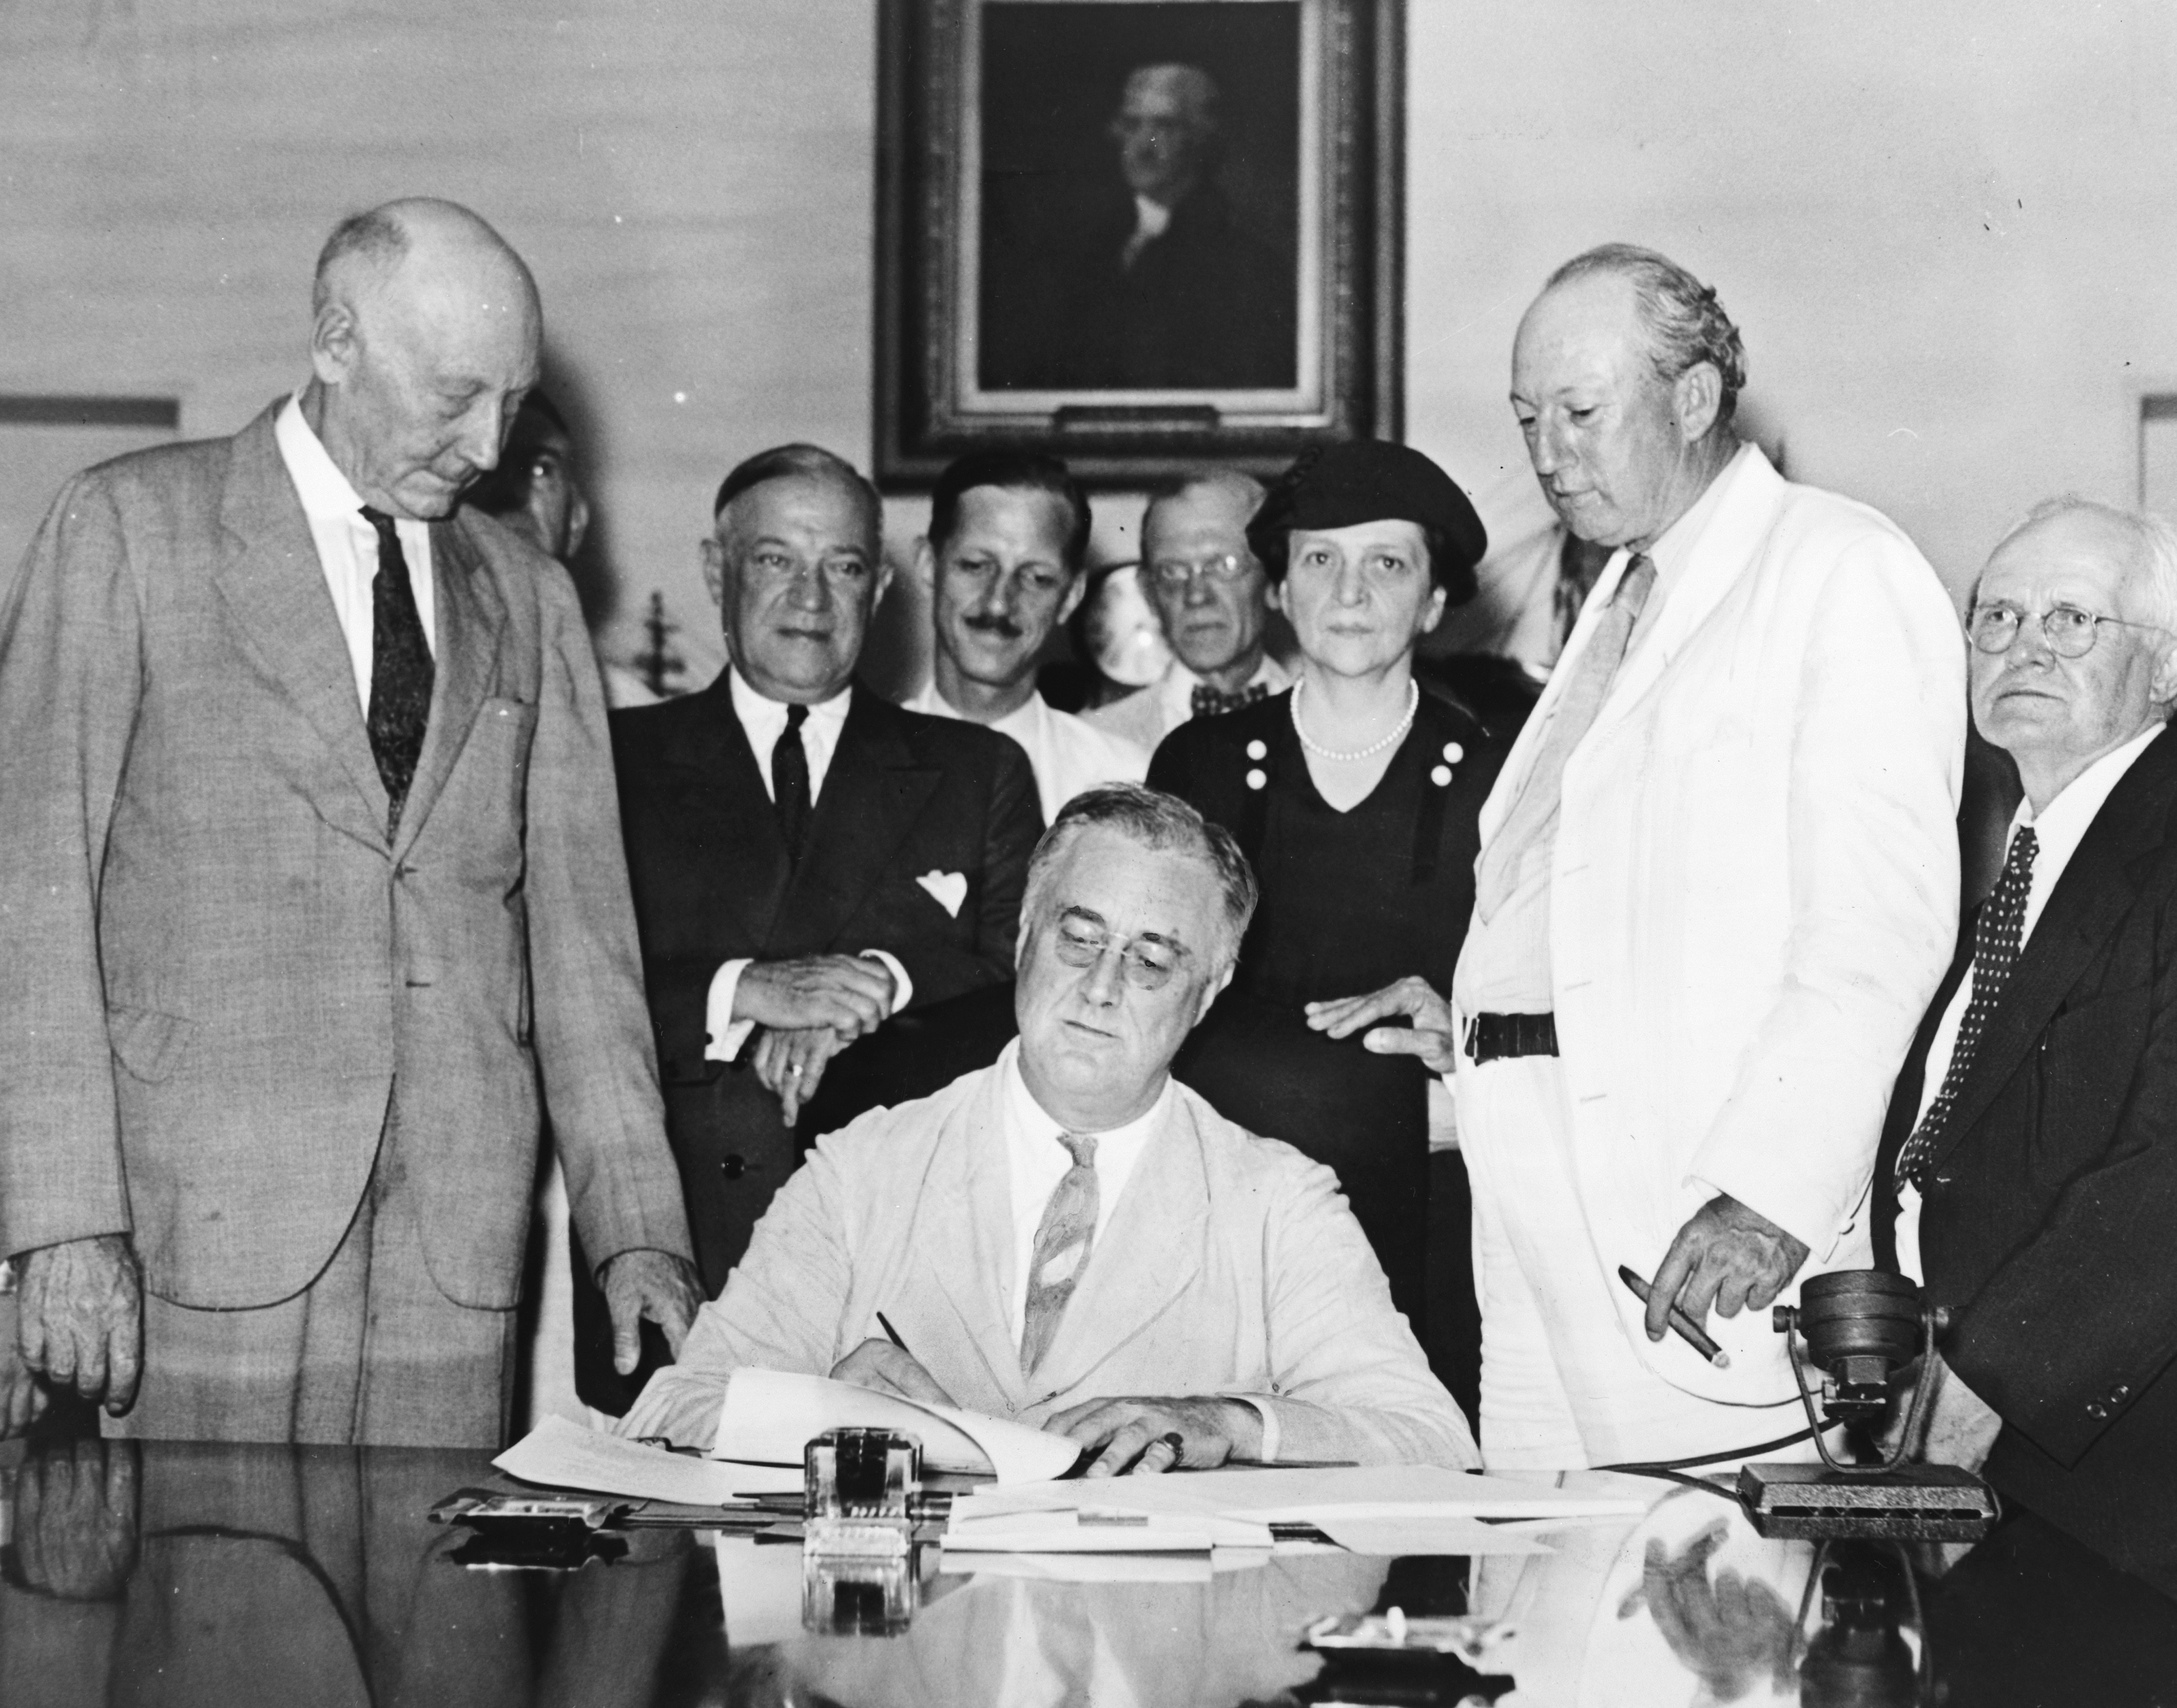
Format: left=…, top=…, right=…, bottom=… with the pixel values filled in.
left=1191, top=680, right=1270, bottom=720
left=1021, top=1131, right=1099, bottom=1377
left=359, top=507, right=434, bottom=837
left=772, top=702, right=813, bottom=865
left=1896, top=824, right=2039, bottom=1190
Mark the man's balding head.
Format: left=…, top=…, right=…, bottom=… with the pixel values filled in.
left=303, top=198, right=542, bottom=520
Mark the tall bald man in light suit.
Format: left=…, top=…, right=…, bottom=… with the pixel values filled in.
left=0, top=199, right=698, bottom=1445
left=1453, top=245, right=1966, bottom=1467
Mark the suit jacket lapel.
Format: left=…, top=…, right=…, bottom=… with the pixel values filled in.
left=912, top=1069, right=1031, bottom=1412
left=1029, top=1090, right=1207, bottom=1405
left=1586, top=447, right=1784, bottom=746
left=392, top=516, right=503, bottom=859
left=660, top=677, right=793, bottom=951
left=769, top=686, right=943, bottom=950
left=210, top=406, right=391, bottom=847
left=1927, top=728, right=2177, bottom=1176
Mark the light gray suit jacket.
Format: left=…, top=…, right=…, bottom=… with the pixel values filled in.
left=0, top=402, right=692, bottom=1310
left=627, top=1053, right=1478, bottom=1467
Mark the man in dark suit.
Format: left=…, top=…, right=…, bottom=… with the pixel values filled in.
left=0, top=199, right=697, bottom=1447
left=1874, top=495, right=2177, bottom=1594
left=574, top=444, right=1044, bottom=1411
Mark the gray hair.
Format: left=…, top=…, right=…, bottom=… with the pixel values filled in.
left=1023, top=784, right=1258, bottom=972
left=1546, top=243, right=1747, bottom=430
left=1982, top=494, right=2177, bottom=643
left=313, top=207, right=411, bottom=316
left=1141, top=467, right=1267, bottom=560
left=710, top=442, right=882, bottom=555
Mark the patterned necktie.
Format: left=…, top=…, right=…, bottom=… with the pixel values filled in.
left=1475, top=552, right=1658, bottom=918
left=1020, top=1131, right=1099, bottom=1377
left=772, top=702, right=812, bottom=865
left=359, top=507, right=434, bottom=837
left=1191, top=680, right=1270, bottom=720
left=1896, top=825, right=2039, bottom=1190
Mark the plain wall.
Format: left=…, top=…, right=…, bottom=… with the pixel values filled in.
left=7, top=0, right=2177, bottom=687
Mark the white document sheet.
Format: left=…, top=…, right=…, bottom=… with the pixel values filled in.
left=717, top=1368, right=1080, bottom=1483
left=1310, top=1516, right=1552, bottom=1557
left=494, top=1415, right=756, bottom=1506
left=951, top=1465, right=1650, bottom=1526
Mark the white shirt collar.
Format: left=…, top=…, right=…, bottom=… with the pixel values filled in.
left=2010, top=721, right=2166, bottom=930
left=1634, top=440, right=1754, bottom=598
left=275, top=392, right=374, bottom=525
left=728, top=666, right=852, bottom=738
left=907, top=680, right=1047, bottom=744
left=1158, top=653, right=1290, bottom=721
left=1132, top=196, right=1173, bottom=241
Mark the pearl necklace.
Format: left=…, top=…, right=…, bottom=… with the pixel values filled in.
left=1289, top=678, right=1418, bottom=762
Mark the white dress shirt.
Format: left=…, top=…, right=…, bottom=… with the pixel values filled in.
left=998, top=1039, right=1164, bottom=1337
left=273, top=393, right=436, bottom=709
left=703, top=669, right=911, bottom=1062
left=902, top=682, right=1149, bottom=824
left=1896, top=721, right=2165, bottom=1280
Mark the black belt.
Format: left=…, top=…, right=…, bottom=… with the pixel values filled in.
left=1465, top=1012, right=1559, bottom=1064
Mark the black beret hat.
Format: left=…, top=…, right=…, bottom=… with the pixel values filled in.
left=1246, top=441, right=1488, bottom=605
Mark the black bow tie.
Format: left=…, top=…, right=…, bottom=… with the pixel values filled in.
left=1190, top=681, right=1270, bottom=719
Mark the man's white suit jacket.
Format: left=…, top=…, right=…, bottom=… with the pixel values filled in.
left=1457, top=445, right=1967, bottom=1403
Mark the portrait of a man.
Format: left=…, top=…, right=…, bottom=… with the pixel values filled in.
left=976, top=5, right=1302, bottom=395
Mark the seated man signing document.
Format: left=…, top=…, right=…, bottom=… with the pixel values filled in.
left=621, top=784, right=1478, bottom=1474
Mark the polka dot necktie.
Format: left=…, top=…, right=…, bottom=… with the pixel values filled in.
left=1896, top=824, right=2039, bottom=1191
left=1020, top=1131, right=1099, bottom=1377
left=359, top=507, right=434, bottom=837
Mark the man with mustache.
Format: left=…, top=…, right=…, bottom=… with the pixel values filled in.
left=572, top=442, right=1045, bottom=1415
left=903, top=449, right=1149, bottom=824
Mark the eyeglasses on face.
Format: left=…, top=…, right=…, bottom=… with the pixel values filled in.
left=1148, top=554, right=1250, bottom=590
left=1967, top=600, right=2166, bottom=659
left=1049, top=915, right=1187, bottom=990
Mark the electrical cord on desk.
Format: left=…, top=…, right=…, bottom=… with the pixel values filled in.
left=1595, top=1424, right=1823, bottom=1506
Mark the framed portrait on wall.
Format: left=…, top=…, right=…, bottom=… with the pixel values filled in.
left=874, top=0, right=1403, bottom=486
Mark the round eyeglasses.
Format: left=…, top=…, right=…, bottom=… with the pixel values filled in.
left=1148, top=554, right=1251, bottom=591
left=1967, top=601, right=2168, bottom=659
left=1050, top=917, right=1186, bottom=990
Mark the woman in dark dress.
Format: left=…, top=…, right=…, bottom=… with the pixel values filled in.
left=1146, top=443, right=1505, bottom=1411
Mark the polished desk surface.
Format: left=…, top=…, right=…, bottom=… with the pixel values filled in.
left=2, top=1435, right=2173, bottom=1707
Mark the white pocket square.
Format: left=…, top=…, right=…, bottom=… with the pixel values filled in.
left=915, top=869, right=968, bottom=918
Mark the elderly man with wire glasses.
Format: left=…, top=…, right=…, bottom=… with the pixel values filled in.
left=618, top=783, right=1478, bottom=1474
left=1085, top=470, right=1291, bottom=753
left=1870, top=496, right=2177, bottom=1595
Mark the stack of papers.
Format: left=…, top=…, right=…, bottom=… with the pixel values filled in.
left=718, top=1369, right=1079, bottom=1483
left=945, top=1466, right=1650, bottom=1558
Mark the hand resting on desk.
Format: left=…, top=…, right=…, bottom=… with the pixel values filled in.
left=1049, top=1395, right=1264, bottom=1477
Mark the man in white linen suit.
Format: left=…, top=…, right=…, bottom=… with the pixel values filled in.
left=1451, top=244, right=1966, bottom=1467
left=622, top=783, right=1478, bottom=1473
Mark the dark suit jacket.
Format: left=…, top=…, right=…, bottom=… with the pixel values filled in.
left=0, top=403, right=690, bottom=1324
left=574, top=674, right=1042, bottom=1407
left=1874, top=723, right=2177, bottom=1594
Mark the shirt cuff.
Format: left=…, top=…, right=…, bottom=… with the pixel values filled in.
left=1223, top=1393, right=1281, bottom=1464
left=705, top=959, right=756, bottom=1063
left=863, top=949, right=912, bottom=1013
